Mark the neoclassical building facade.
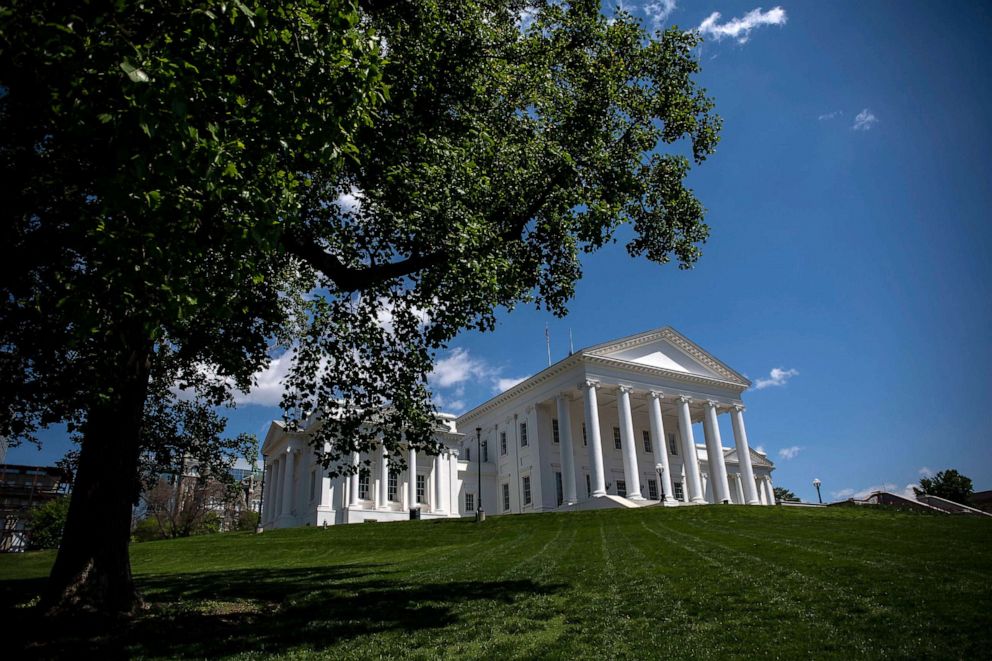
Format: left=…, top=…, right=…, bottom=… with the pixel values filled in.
left=260, top=327, right=776, bottom=528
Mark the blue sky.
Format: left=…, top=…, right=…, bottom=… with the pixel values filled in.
left=8, top=1, right=991, bottom=503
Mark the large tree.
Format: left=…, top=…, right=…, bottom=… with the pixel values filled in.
left=914, top=469, right=974, bottom=505
left=0, top=0, right=720, bottom=615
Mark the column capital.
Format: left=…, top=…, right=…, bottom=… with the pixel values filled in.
left=449, top=448, right=460, bottom=458
left=616, top=384, right=634, bottom=395
left=578, top=379, right=601, bottom=390
left=556, top=391, right=571, bottom=401
left=648, top=390, right=665, bottom=400
left=733, top=404, right=746, bottom=413
left=705, top=399, right=719, bottom=409
left=677, top=394, right=693, bottom=404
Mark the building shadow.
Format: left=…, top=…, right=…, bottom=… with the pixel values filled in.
left=5, top=564, right=564, bottom=658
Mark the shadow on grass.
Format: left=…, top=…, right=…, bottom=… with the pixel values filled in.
left=5, top=564, right=564, bottom=658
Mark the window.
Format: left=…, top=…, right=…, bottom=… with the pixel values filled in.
left=387, top=471, right=397, bottom=501
left=502, top=483, right=511, bottom=511
left=520, top=422, right=528, bottom=447
left=581, top=423, right=587, bottom=446
left=465, top=492, right=475, bottom=512
left=416, top=474, right=425, bottom=503
left=673, top=481, right=684, bottom=500
left=359, top=470, right=370, bottom=500
left=617, top=480, right=627, bottom=498
left=522, top=476, right=532, bottom=505
left=648, top=479, right=659, bottom=500
left=668, top=432, right=678, bottom=455
left=500, top=431, right=507, bottom=456
left=465, top=447, right=471, bottom=462
left=642, top=430, right=652, bottom=453
left=552, top=419, right=560, bottom=444
left=585, top=474, right=591, bottom=497
left=482, top=443, right=488, bottom=463
left=613, top=427, right=622, bottom=450
left=309, top=470, right=316, bottom=501
left=555, top=471, right=563, bottom=506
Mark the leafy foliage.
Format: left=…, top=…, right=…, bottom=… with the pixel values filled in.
left=773, top=486, right=798, bottom=502
left=27, top=497, right=71, bottom=550
left=914, top=469, right=974, bottom=505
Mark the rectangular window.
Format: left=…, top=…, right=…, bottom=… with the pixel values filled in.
left=309, top=470, right=316, bottom=501
left=359, top=470, right=370, bottom=500
left=673, top=481, right=684, bottom=500
left=520, top=422, right=528, bottom=447
left=483, top=443, right=488, bottom=463
left=502, top=483, right=511, bottom=511
left=523, top=476, right=532, bottom=505
left=465, top=447, right=471, bottom=462
left=668, top=432, right=678, bottom=455
left=617, top=479, right=627, bottom=498
left=585, top=474, right=591, bottom=497
left=465, top=492, right=475, bottom=512
left=648, top=479, right=659, bottom=500
left=555, top=471, right=563, bottom=506
left=642, top=430, right=652, bottom=453
left=500, top=431, right=508, bottom=456
left=552, top=419, right=560, bottom=444
left=582, top=423, right=587, bottom=446
left=416, top=474, right=425, bottom=503
left=388, top=471, right=397, bottom=501
left=613, top=427, right=622, bottom=450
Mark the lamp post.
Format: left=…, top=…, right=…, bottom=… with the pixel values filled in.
left=813, top=478, right=822, bottom=504
left=655, top=464, right=664, bottom=502
left=476, top=427, right=486, bottom=522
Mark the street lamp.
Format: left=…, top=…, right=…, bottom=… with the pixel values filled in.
left=813, top=478, right=822, bottom=504
left=476, top=427, right=486, bottom=522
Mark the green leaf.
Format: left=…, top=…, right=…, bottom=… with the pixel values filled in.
left=120, top=59, right=150, bottom=83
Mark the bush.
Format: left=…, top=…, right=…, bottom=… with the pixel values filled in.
left=132, top=516, right=165, bottom=543
left=28, top=497, right=70, bottom=549
left=234, top=510, right=260, bottom=532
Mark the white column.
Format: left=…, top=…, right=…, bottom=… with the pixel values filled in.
left=647, top=392, right=675, bottom=503
left=378, top=446, right=389, bottom=508
left=580, top=380, right=607, bottom=497
left=448, top=448, right=459, bottom=514
left=319, top=468, right=333, bottom=508
left=734, top=473, right=745, bottom=504
left=350, top=450, right=360, bottom=505
left=702, top=473, right=711, bottom=503
left=680, top=464, right=689, bottom=503
left=556, top=394, right=578, bottom=505
left=731, top=405, right=761, bottom=505
left=408, top=445, right=417, bottom=509
left=271, top=458, right=283, bottom=520
left=757, top=477, right=768, bottom=505
left=433, top=451, right=446, bottom=513
left=281, top=449, right=296, bottom=517
left=615, top=386, right=644, bottom=500
left=765, top=477, right=776, bottom=505
left=702, top=401, right=732, bottom=504
left=676, top=396, right=706, bottom=503
left=262, top=463, right=273, bottom=522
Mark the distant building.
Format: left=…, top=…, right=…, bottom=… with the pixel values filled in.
left=0, top=464, right=71, bottom=552
left=261, top=327, right=777, bottom=528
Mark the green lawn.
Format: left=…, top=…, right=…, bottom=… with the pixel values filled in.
left=2, top=506, right=991, bottom=659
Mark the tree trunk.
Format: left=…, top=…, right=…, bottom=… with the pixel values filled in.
left=40, top=336, right=152, bottom=616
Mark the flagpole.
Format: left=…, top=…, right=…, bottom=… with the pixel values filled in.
left=545, top=323, right=551, bottom=366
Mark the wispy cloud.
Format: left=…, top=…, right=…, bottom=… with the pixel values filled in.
left=852, top=108, right=878, bottom=131
left=232, top=351, right=294, bottom=407
left=818, top=110, right=842, bottom=121
left=428, top=348, right=529, bottom=413
left=918, top=466, right=933, bottom=477
left=429, top=348, right=487, bottom=389
left=778, top=445, right=802, bottom=460
left=754, top=445, right=766, bottom=454
left=644, top=0, right=677, bottom=30
left=831, top=482, right=918, bottom=501
left=698, top=6, right=787, bottom=44
left=496, top=376, right=528, bottom=392
left=753, top=367, right=799, bottom=390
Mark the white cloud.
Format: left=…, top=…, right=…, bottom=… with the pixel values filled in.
left=832, top=488, right=855, bottom=499
left=496, top=376, right=528, bottom=392
left=429, top=348, right=488, bottom=388
left=778, top=445, right=802, bottom=460
left=852, top=108, right=878, bottom=131
left=644, top=0, right=677, bottom=30
left=832, top=482, right=918, bottom=501
left=754, top=445, right=766, bottom=454
left=818, top=110, right=842, bottom=121
left=429, top=348, right=530, bottom=412
left=753, top=367, right=799, bottom=390
left=698, top=6, right=787, bottom=44
left=233, top=351, right=294, bottom=407
left=918, top=466, right=933, bottom=477
left=333, top=186, right=363, bottom=213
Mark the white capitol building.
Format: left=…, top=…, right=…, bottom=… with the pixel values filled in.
left=260, top=327, right=777, bottom=528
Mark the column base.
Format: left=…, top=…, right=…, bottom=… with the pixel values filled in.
left=746, top=500, right=762, bottom=506
left=690, top=497, right=707, bottom=504
left=628, top=494, right=646, bottom=501
left=591, top=490, right=608, bottom=498
left=662, top=497, right=679, bottom=507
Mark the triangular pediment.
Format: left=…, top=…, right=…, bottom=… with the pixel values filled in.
left=724, top=447, right=774, bottom=468
left=585, top=327, right=749, bottom=386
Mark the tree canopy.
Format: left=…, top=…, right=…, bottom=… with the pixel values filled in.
left=914, top=469, right=974, bottom=505
left=0, top=0, right=720, bottom=614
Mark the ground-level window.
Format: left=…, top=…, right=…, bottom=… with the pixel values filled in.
left=522, top=476, right=532, bottom=505
left=416, top=474, right=425, bottom=503
left=500, top=431, right=507, bottom=456
left=613, top=427, right=622, bottom=449
left=465, top=447, right=471, bottom=462
left=465, top=492, right=475, bottom=512
left=616, top=480, right=627, bottom=498
left=483, top=443, right=488, bottom=463
left=387, top=471, right=398, bottom=501
left=552, top=419, right=560, bottom=444
left=673, top=481, right=684, bottom=500
left=309, top=470, right=316, bottom=502
left=555, top=471, right=563, bottom=506
left=648, top=479, right=659, bottom=500
left=668, top=432, right=678, bottom=455
left=359, top=470, right=370, bottom=500
left=586, top=474, right=591, bottom=497
left=520, top=422, right=528, bottom=447
left=582, top=423, right=587, bottom=446
left=502, top=483, right=511, bottom=511
left=642, top=430, right=652, bottom=453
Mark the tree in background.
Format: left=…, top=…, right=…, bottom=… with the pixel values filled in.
left=27, top=497, right=71, bottom=550
left=1, top=0, right=719, bottom=615
left=773, top=487, right=799, bottom=503
left=914, top=469, right=974, bottom=505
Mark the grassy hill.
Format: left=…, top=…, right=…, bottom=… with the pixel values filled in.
left=2, top=505, right=991, bottom=659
